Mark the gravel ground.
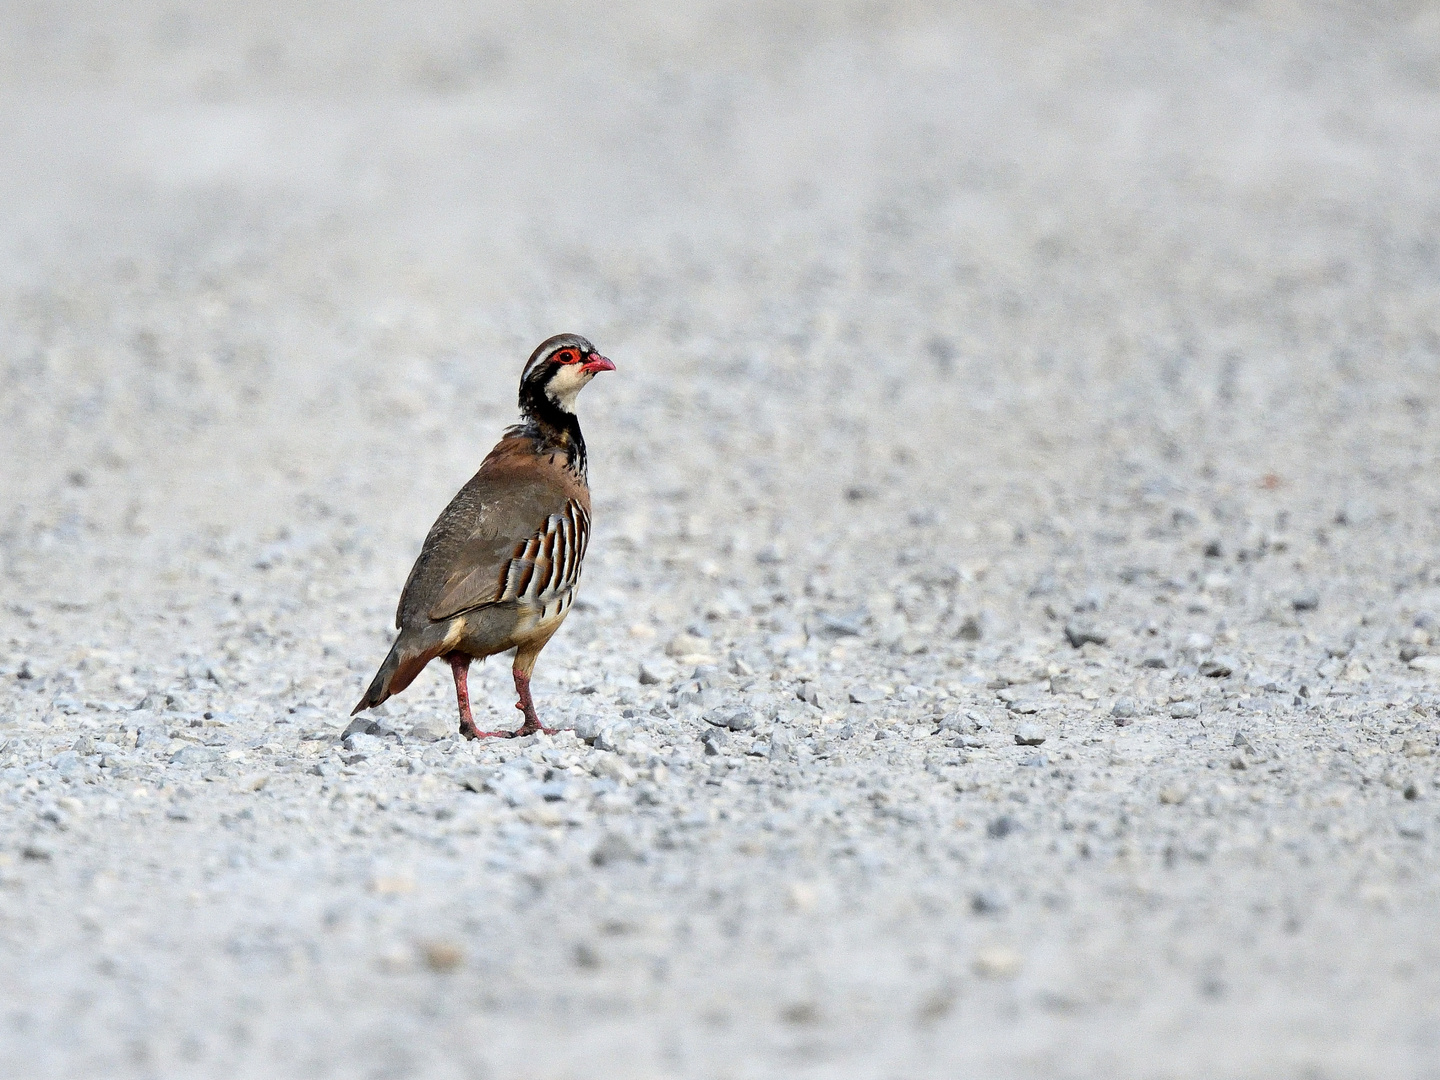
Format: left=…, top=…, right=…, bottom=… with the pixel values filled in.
left=3, top=3, right=1440, bottom=1077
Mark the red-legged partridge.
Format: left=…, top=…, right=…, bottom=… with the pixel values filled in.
left=353, top=334, right=615, bottom=738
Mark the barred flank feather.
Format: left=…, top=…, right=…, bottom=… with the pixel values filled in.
left=496, top=499, right=590, bottom=619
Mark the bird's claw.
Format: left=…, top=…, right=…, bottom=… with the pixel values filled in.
left=459, top=721, right=555, bottom=740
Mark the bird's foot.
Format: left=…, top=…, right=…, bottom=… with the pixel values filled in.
left=464, top=727, right=529, bottom=739
left=457, top=712, right=554, bottom=740
left=458, top=718, right=505, bottom=740
left=510, top=702, right=555, bottom=737
left=510, top=717, right=557, bottom=737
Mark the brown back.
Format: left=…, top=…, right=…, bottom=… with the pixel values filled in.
left=395, top=434, right=591, bottom=629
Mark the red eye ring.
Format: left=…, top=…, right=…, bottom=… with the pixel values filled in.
left=555, top=349, right=579, bottom=365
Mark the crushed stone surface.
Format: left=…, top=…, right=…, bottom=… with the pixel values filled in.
left=2, top=3, right=1440, bottom=1077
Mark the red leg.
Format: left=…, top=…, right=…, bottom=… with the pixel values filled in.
left=448, top=651, right=528, bottom=739
left=512, top=668, right=556, bottom=737
left=447, top=652, right=482, bottom=739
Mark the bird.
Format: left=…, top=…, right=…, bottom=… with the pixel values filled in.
left=352, top=333, right=615, bottom=738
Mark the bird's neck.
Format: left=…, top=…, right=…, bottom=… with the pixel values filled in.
left=516, top=385, right=588, bottom=479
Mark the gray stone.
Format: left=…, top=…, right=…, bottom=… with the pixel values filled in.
left=796, top=683, right=828, bottom=709
left=1064, top=621, right=1108, bottom=648
left=169, top=745, right=219, bottom=765
left=1110, top=698, right=1137, bottom=719
left=1199, top=657, right=1235, bottom=678
left=1170, top=701, right=1200, bottom=718
left=407, top=716, right=452, bottom=742
left=342, top=732, right=384, bottom=756
left=590, top=832, right=643, bottom=866
left=1292, top=592, right=1321, bottom=612
left=341, top=716, right=377, bottom=739
left=485, top=770, right=542, bottom=806
left=21, top=840, right=55, bottom=861
left=1013, top=723, right=1046, bottom=746
left=728, top=652, right=756, bottom=677
left=970, top=888, right=1008, bottom=915
left=987, top=815, right=1019, bottom=839
left=816, top=612, right=865, bottom=638
left=571, top=716, right=603, bottom=743
left=707, top=706, right=757, bottom=731
left=1397, top=818, right=1427, bottom=840
left=593, top=724, right=630, bottom=753
left=849, top=685, right=887, bottom=705
left=769, top=730, right=795, bottom=761
left=590, top=753, right=636, bottom=784
left=537, top=779, right=580, bottom=802
left=135, top=727, right=169, bottom=749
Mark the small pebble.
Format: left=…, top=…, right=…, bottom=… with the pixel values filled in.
left=970, top=888, right=1007, bottom=915
left=407, top=717, right=451, bottom=742
left=972, top=947, right=1023, bottom=980
left=1199, top=657, right=1235, bottom=678
left=420, top=941, right=464, bottom=973
left=707, top=707, right=756, bottom=732
left=571, top=716, right=602, bottom=742
left=1064, top=621, right=1107, bottom=648
left=987, top=815, right=1018, bottom=839
left=1013, top=723, right=1045, bottom=746
left=1397, top=818, right=1427, bottom=840
left=591, top=833, right=643, bottom=866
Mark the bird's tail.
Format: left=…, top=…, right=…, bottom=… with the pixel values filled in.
left=352, top=635, right=439, bottom=715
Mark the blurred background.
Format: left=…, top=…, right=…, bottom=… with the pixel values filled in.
left=3, top=2, right=1440, bottom=1077
left=3, top=0, right=1438, bottom=592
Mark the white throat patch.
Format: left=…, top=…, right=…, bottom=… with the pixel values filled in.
left=544, top=363, right=594, bottom=414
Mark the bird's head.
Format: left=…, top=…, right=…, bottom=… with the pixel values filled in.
left=520, top=333, right=615, bottom=416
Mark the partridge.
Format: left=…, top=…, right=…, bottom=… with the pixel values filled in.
left=352, top=334, right=615, bottom=738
